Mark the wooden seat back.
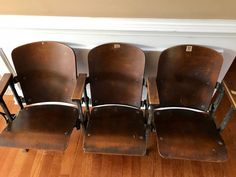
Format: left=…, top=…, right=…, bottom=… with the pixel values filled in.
left=12, top=41, right=76, bottom=104
left=88, top=43, right=145, bottom=107
left=157, top=45, right=223, bottom=111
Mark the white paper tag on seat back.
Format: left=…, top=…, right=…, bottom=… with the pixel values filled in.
left=114, top=44, right=121, bottom=49
left=186, top=45, right=192, bottom=52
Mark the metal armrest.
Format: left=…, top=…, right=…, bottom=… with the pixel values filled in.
left=147, top=77, right=160, bottom=106
left=71, top=73, right=87, bottom=101
left=222, top=81, right=236, bottom=110
left=71, top=73, right=88, bottom=130
left=0, top=73, right=13, bottom=97
left=210, top=82, right=225, bottom=116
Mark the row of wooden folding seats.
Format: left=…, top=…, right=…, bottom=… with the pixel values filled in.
left=0, top=41, right=235, bottom=162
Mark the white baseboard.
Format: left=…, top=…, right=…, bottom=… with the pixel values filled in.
left=1, top=16, right=236, bottom=34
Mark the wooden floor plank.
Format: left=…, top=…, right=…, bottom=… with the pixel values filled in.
left=0, top=148, right=19, bottom=177
left=0, top=95, right=236, bottom=177
left=18, top=150, right=38, bottom=177
left=60, top=130, right=80, bottom=176
left=7, top=150, right=28, bottom=177
left=30, top=151, right=44, bottom=177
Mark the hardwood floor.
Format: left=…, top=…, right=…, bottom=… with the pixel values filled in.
left=0, top=95, right=236, bottom=177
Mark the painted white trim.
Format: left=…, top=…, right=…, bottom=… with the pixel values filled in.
left=0, top=15, right=236, bottom=34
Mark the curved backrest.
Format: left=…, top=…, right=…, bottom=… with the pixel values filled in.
left=157, top=45, right=223, bottom=111
left=12, top=41, right=77, bottom=104
left=88, top=43, right=145, bottom=107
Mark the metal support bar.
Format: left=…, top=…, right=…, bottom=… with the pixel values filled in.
left=75, top=100, right=85, bottom=130
left=0, top=98, right=13, bottom=122
left=218, top=106, right=235, bottom=132
left=84, top=78, right=90, bottom=114
left=215, top=82, right=221, bottom=91
left=0, top=112, right=9, bottom=123
left=147, top=105, right=153, bottom=126
left=83, top=86, right=90, bottom=114
left=13, top=76, right=19, bottom=83
left=143, top=78, right=146, bottom=86
left=146, top=104, right=154, bottom=136
left=143, top=100, right=148, bottom=110
left=210, top=83, right=225, bottom=117
left=9, top=81, right=23, bottom=109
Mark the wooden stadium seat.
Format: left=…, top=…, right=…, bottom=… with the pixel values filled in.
left=0, top=41, right=85, bottom=151
left=147, top=45, right=228, bottom=162
left=83, top=43, right=147, bottom=155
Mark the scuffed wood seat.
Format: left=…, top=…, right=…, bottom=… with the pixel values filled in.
left=82, top=43, right=146, bottom=155
left=84, top=106, right=146, bottom=155
left=0, top=105, right=78, bottom=150
left=155, top=109, right=227, bottom=162
left=0, top=41, right=86, bottom=151
left=147, top=45, right=228, bottom=162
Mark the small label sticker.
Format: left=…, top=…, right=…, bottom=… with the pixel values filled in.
left=114, top=44, right=120, bottom=49
left=186, top=45, right=192, bottom=52
left=231, top=90, right=236, bottom=95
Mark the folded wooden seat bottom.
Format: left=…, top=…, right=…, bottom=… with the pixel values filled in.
left=0, top=105, right=78, bottom=150
left=154, top=109, right=227, bottom=162
left=84, top=106, right=146, bottom=156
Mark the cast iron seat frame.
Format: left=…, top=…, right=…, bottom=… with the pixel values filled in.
left=216, top=57, right=236, bottom=132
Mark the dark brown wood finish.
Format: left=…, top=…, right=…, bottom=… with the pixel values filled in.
left=0, top=73, right=13, bottom=97
left=222, top=57, right=236, bottom=109
left=1, top=95, right=236, bottom=177
left=0, top=41, right=79, bottom=151
left=85, top=43, right=146, bottom=155
left=84, top=106, right=146, bottom=155
left=88, top=43, right=145, bottom=107
left=147, top=77, right=160, bottom=105
left=153, top=45, right=225, bottom=162
left=72, top=73, right=87, bottom=101
left=0, top=105, right=78, bottom=150
left=154, top=109, right=227, bottom=162
left=157, top=45, right=223, bottom=111
left=12, top=41, right=77, bottom=104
